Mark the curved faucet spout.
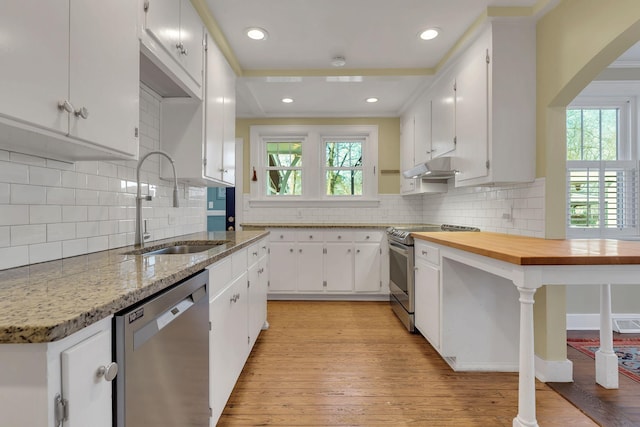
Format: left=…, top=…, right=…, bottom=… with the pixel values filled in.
left=135, top=150, right=179, bottom=247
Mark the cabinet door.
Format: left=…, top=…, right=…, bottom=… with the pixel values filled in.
left=204, top=35, right=226, bottom=181
left=143, top=0, right=180, bottom=60
left=70, top=0, right=139, bottom=156
left=414, top=99, right=432, bottom=162
left=210, top=273, right=248, bottom=423
left=61, top=329, right=113, bottom=427
left=268, top=243, right=297, bottom=291
left=400, top=115, right=416, bottom=194
left=354, top=243, right=381, bottom=292
left=297, top=243, right=324, bottom=292
left=455, top=42, right=489, bottom=183
left=178, top=0, right=204, bottom=89
left=221, top=57, right=237, bottom=185
left=248, top=257, right=267, bottom=347
left=324, top=243, right=353, bottom=291
left=414, top=259, right=440, bottom=349
left=430, top=76, right=456, bottom=158
left=0, top=1, right=68, bottom=135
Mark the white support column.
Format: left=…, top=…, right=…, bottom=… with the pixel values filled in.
left=513, top=286, right=539, bottom=427
left=596, top=283, right=618, bottom=389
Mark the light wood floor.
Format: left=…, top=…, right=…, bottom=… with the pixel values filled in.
left=218, top=301, right=597, bottom=426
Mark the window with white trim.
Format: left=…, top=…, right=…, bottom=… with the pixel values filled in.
left=566, top=98, right=638, bottom=237
left=250, top=125, right=378, bottom=203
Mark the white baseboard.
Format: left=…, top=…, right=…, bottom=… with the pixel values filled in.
left=268, top=293, right=389, bottom=301
left=566, top=313, right=640, bottom=330
left=535, top=355, right=573, bottom=382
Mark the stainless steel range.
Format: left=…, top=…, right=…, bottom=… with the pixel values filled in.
left=387, top=224, right=480, bottom=331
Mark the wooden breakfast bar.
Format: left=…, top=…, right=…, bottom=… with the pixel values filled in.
left=411, top=231, right=640, bottom=427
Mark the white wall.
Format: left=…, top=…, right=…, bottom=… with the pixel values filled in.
left=0, top=86, right=206, bottom=270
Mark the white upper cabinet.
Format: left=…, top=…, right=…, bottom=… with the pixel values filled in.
left=205, top=33, right=237, bottom=186
left=141, top=0, right=204, bottom=99
left=0, top=0, right=139, bottom=162
left=454, top=21, right=535, bottom=187
left=430, top=75, right=457, bottom=159
left=413, top=98, right=432, bottom=163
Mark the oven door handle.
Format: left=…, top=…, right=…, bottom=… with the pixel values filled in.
left=389, top=241, right=409, bottom=256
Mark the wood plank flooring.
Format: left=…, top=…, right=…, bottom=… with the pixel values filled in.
left=548, top=330, right=640, bottom=427
left=218, top=301, right=597, bottom=426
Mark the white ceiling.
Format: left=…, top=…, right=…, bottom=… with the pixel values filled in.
left=201, top=0, right=640, bottom=119
left=202, top=0, right=545, bottom=118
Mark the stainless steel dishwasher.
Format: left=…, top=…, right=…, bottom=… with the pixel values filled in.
left=114, top=270, right=209, bottom=427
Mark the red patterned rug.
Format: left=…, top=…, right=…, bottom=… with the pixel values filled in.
left=568, top=338, right=640, bottom=383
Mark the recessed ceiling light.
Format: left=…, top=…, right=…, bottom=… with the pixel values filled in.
left=366, top=97, right=379, bottom=103
left=282, top=98, right=294, bottom=103
left=419, top=28, right=440, bottom=41
left=331, top=56, right=346, bottom=67
left=246, top=27, right=268, bottom=40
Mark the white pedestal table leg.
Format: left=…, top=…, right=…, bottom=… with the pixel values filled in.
left=513, top=286, right=539, bottom=427
left=596, top=283, right=618, bottom=389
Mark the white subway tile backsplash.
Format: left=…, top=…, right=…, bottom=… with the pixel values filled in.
left=0, top=161, right=29, bottom=184
left=76, top=189, right=100, bottom=205
left=45, top=158, right=75, bottom=171
left=29, top=166, right=61, bottom=187
left=76, top=221, right=100, bottom=239
left=75, top=161, right=99, bottom=175
left=87, top=236, right=109, bottom=253
left=29, top=241, right=62, bottom=264
left=0, top=183, right=9, bottom=203
left=47, top=222, right=76, bottom=242
left=0, top=205, right=29, bottom=226
left=0, top=227, right=9, bottom=247
left=47, top=187, right=76, bottom=205
left=10, top=152, right=46, bottom=166
left=11, top=184, right=47, bottom=205
left=11, top=224, right=46, bottom=246
left=0, top=246, right=28, bottom=270
left=30, top=205, right=62, bottom=224
left=0, top=150, right=9, bottom=161
left=87, top=206, right=110, bottom=221
left=63, top=239, right=88, bottom=258
left=62, top=206, right=88, bottom=223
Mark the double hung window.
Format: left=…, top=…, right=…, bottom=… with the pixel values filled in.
left=566, top=98, right=637, bottom=237
left=250, top=125, right=378, bottom=203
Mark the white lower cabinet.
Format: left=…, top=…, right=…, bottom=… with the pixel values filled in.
left=268, top=228, right=386, bottom=297
left=414, top=241, right=441, bottom=350
left=208, top=237, right=269, bottom=425
left=0, top=317, right=114, bottom=427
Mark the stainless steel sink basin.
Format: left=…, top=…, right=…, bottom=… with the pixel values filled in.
left=126, top=240, right=230, bottom=256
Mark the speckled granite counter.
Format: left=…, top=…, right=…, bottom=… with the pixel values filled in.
left=241, top=223, right=428, bottom=230
left=0, top=230, right=268, bottom=344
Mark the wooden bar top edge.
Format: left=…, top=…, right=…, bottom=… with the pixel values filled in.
left=411, top=231, right=640, bottom=265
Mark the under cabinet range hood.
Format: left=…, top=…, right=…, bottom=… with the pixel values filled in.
left=402, top=156, right=457, bottom=179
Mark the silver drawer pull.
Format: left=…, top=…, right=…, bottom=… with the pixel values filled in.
left=97, top=363, right=118, bottom=382
left=422, top=250, right=428, bottom=256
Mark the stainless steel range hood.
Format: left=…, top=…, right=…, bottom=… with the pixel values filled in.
left=402, top=156, right=456, bottom=179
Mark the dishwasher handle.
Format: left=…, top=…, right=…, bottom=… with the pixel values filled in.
left=133, top=284, right=206, bottom=350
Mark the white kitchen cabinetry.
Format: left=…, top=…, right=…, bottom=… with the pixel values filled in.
left=354, top=231, right=382, bottom=293
left=140, top=0, right=204, bottom=99
left=0, top=0, right=139, bottom=162
left=0, top=317, right=114, bottom=427
left=160, top=32, right=237, bottom=187
left=400, top=114, right=417, bottom=194
left=204, top=33, right=237, bottom=186
left=207, top=237, right=269, bottom=425
left=268, top=228, right=387, bottom=298
left=414, top=241, right=441, bottom=350
left=453, top=21, right=535, bottom=186
left=430, top=75, right=457, bottom=159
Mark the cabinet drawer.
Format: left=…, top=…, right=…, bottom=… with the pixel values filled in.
left=324, top=230, right=354, bottom=242
left=208, top=258, right=232, bottom=299
left=296, top=230, right=323, bottom=242
left=415, top=242, right=440, bottom=265
left=270, top=229, right=296, bottom=242
left=232, top=248, right=247, bottom=278
left=354, top=230, right=382, bottom=242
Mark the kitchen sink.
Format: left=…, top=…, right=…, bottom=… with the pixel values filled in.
left=125, top=240, right=230, bottom=256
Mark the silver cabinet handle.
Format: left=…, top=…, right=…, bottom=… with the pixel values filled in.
left=57, top=100, right=74, bottom=113
left=289, top=248, right=293, bottom=253
left=366, top=236, right=370, bottom=239
left=253, top=251, right=258, bottom=256
left=299, top=249, right=302, bottom=253
left=347, top=249, right=351, bottom=253
left=74, top=106, right=89, bottom=119
left=422, top=250, right=428, bottom=256
left=338, top=235, right=342, bottom=239
left=280, top=235, right=284, bottom=239
left=97, top=362, right=118, bottom=382
left=357, top=249, right=361, bottom=253
left=309, top=235, right=313, bottom=239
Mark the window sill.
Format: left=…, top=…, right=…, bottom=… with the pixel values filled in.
left=248, top=198, right=381, bottom=208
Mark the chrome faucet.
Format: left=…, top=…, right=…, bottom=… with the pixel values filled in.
left=135, top=150, right=179, bottom=247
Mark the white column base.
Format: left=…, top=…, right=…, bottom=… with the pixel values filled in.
left=261, top=320, right=270, bottom=330
left=595, top=349, right=619, bottom=389
left=513, top=417, right=539, bottom=427
left=534, top=355, right=573, bottom=382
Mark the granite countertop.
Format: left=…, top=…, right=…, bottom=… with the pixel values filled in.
left=241, top=223, right=429, bottom=229
left=0, top=230, right=268, bottom=344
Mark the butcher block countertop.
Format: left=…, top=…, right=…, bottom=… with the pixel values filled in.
left=412, top=231, right=640, bottom=265
left=0, top=230, right=268, bottom=344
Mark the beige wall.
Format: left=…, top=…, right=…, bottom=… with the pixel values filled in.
left=535, top=0, right=640, bottom=359
left=236, top=117, right=400, bottom=194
